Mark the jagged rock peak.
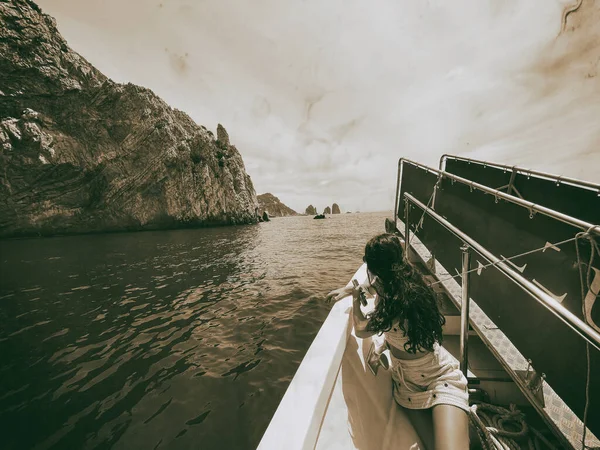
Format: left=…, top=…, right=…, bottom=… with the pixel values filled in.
left=323, top=206, right=332, bottom=215
left=217, top=124, right=230, bottom=146
left=305, top=205, right=317, bottom=216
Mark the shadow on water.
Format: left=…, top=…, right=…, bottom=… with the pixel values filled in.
left=0, top=212, right=390, bottom=449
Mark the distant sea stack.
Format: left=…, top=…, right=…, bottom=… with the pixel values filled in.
left=305, top=205, right=317, bottom=215
left=0, top=0, right=259, bottom=238
left=257, top=193, right=298, bottom=217
left=323, top=206, right=331, bottom=215
left=332, top=203, right=341, bottom=214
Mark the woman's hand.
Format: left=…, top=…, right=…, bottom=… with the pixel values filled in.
left=325, top=286, right=354, bottom=304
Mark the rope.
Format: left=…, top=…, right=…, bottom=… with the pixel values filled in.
left=465, top=234, right=598, bottom=450
left=427, top=230, right=597, bottom=450
left=427, top=236, right=579, bottom=288
left=405, top=174, right=442, bottom=249
left=574, top=231, right=599, bottom=450
left=403, top=177, right=583, bottom=288
left=403, top=178, right=599, bottom=449
left=468, top=402, right=558, bottom=450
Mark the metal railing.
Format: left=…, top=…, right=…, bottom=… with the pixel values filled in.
left=403, top=191, right=600, bottom=450
left=394, top=158, right=600, bottom=236
left=403, top=192, right=600, bottom=355
left=439, top=154, right=600, bottom=193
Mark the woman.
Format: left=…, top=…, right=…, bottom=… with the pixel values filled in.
left=326, top=233, right=469, bottom=450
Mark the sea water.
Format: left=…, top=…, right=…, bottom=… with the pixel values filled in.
left=0, top=212, right=389, bottom=450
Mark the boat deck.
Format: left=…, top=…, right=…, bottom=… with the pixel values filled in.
left=408, top=231, right=600, bottom=450
left=313, top=231, right=599, bottom=450
left=259, top=233, right=598, bottom=450
left=315, top=325, right=423, bottom=450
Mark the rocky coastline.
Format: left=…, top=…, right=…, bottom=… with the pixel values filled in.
left=0, top=0, right=259, bottom=238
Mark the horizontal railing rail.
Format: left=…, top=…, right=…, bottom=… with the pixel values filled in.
left=438, top=154, right=600, bottom=226
left=396, top=156, right=600, bottom=434
left=403, top=192, right=600, bottom=352
left=439, top=154, right=600, bottom=192
left=395, top=158, right=600, bottom=235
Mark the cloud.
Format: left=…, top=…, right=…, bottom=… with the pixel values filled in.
left=38, top=0, right=600, bottom=212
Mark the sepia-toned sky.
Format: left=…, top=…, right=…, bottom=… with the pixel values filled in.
left=37, top=0, right=600, bottom=213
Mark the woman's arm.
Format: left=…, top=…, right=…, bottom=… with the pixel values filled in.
left=353, top=295, right=376, bottom=339
left=326, top=276, right=375, bottom=304
left=327, top=283, right=376, bottom=338
left=325, top=285, right=354, bottom=303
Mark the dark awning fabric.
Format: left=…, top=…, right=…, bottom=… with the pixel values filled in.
left=399, top=160, right=600, bottom=435
left=444, top=158, right=600, bottom=226
left=397, top=162, right=439, bottom=223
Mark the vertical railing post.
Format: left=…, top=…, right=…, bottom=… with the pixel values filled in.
left=394, top=159, right=404, bottom=232
left=394, top=158, right=404, bottom=230
left=460, top=244, right=471, bottom=377
left=403, top=198, right=410, bottom=262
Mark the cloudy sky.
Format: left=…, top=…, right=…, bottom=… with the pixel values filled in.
left=37, top=0, right=599, bottom=213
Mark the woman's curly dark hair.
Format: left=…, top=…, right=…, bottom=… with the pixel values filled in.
left=364, top=233, right=445, bottom=353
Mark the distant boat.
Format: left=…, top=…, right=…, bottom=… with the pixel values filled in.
left=313, top=214, right=326, bottom=220
left=258, top=155, right=600, bottom=450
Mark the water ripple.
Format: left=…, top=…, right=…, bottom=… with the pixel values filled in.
left=0, top=212, right=390, bottom=450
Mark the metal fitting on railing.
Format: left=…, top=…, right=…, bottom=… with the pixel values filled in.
left=530, top=373, right=546, bottom=395
left=525, top=359, right=533, bottom=381
left=523, top=358, right=545, bottom=393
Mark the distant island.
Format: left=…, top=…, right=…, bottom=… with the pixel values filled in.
left=304, top=203, right=343, bottom=216
left=305, top=205, right=317, bottom=215
left=257, top=193, right=298, bottom=218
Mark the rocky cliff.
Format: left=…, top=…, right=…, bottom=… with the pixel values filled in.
left=332, top=203, right=340, bottom=214
left=257, top=193, right=298, bottom=217
left=305, top=205, right=317, bottom=215
left=0, top=0, right=259, bottom=238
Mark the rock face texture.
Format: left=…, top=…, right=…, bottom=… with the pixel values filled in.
left=216, top=123, right=230, bottom=146
left=305, top=205, right=317, bottom=216
left=257, top=193, right=298, bottom=217
left=0, top=0, right=258, bottom=238
left=323, top=206, right=331, bottom=215
left=332, top=203, right=341, bottom=214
